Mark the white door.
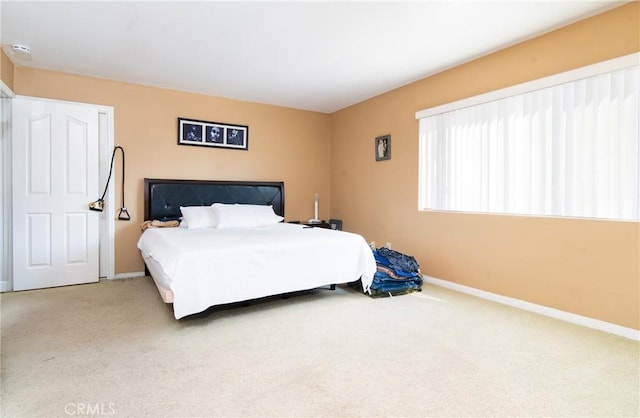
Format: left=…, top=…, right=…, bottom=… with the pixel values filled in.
left=12, top=97, right=99, bottom=291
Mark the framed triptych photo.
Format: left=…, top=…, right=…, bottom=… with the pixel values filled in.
left=178, top=118, right=249, bottom=150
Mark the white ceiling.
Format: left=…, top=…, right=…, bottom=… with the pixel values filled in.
left=1, top=1, right=627, bottom=113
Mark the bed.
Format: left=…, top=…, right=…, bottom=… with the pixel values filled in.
left=137, top=178, right=376, bottom=319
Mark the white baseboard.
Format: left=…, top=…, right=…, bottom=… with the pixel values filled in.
left=424, top=275, right=639, bottom=341
left=107, top=271, right=146, bottom=280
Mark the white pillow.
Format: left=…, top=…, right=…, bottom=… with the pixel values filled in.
left=212, top=203, right=284, bottom=228
left=179, top=206, right=218, bottom=229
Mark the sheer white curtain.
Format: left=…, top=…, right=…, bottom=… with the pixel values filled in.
left=418, top=61, right=639, bottom=221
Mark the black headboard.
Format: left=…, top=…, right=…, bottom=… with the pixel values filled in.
left=144, top=178, right=285, bottom=221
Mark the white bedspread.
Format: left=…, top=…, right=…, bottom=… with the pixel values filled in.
left=137, top=223, right=375, bottom=319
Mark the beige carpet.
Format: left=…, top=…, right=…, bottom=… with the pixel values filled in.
left=1, top=277, right=638, bottom=417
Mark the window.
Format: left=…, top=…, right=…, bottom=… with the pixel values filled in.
left=417, top=53, right=639, bottom=221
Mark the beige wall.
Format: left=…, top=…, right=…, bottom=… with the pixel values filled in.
left=330, top=2, right=640, bottom=330
left=1, top=48, right=14, bottom=91
left=13, top=69, right=331, bottom=274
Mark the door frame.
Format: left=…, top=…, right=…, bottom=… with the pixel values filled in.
left=0, top=81, right=14, bottom=292
left=97, top=107, right=115, bottom=280
left=3, top=95, right=115, bottom=290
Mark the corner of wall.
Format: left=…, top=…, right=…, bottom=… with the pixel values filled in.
left=0, top=48, right=15, bottom=92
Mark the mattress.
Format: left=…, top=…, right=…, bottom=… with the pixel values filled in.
left=137, top=223, right=376, bottom=318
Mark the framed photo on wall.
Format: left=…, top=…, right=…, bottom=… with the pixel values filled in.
left=375, top=134, right=391, bottom=161
left=178, top=118, right=249, bottom=150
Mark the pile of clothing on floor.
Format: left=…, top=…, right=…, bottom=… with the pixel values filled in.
left=370, top=247, right=423, bottom=297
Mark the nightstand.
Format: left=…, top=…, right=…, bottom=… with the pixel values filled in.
left=288, top=220, right=332, bottom=229
left=304, top=221, right=332, bottom=229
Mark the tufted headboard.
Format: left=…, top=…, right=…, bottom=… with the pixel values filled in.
left=144, top=178, right=285, bottom=221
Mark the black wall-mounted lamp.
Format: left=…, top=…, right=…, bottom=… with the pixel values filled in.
left=89, top=145, right=130, bottom=221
